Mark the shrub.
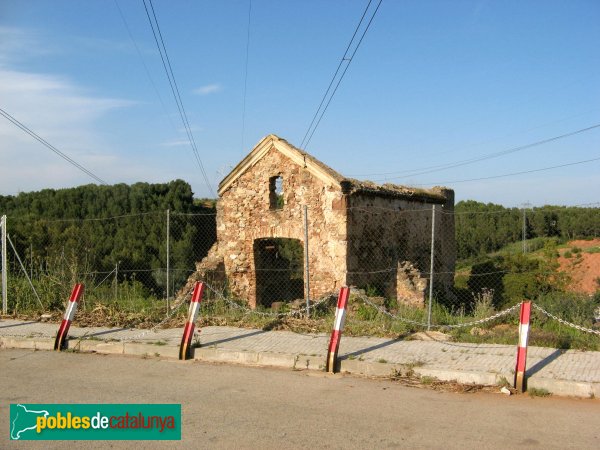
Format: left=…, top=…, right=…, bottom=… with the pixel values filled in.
left=534, top=292, right=599, bottom=326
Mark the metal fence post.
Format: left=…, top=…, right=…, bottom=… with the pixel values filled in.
left=7, top=234, right=43, bottom=308
left=114, top=261, right=119, bottom=301
left=427, top=205, right=436, bottom=330
left=303, top=205, right=310, bottom=317
left=1, top=215, right=7, bottom=315
left=166, top=208, right=170, bottom=312
left=521, top=202, right=531, bottom=254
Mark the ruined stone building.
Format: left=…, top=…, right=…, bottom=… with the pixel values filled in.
left=191, top=134, right=455, bottom=308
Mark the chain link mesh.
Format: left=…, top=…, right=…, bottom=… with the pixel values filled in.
left=1, top=202, right=599, bottom=339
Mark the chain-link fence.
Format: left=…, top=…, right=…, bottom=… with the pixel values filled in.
left=1, top=203, right=599, bottom=331
left=0, top=211, right=216, bottom=316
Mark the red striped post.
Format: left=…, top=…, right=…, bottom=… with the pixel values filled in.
left=54, top=284, right=84, bottom=351
left=326, top=286, right=351, bottom=373
left=514, top=301, right=532, bottom=392
left=179, top=282, right=205, bottom=360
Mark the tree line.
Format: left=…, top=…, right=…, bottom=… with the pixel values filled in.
left=0, top=181, right=216, bottom=295
left=2, top=183, right=597, bottom=295
left=455, top=200, right=600, bottom=260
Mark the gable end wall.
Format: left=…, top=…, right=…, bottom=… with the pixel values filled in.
left=217, top=146, right=347, bottom=306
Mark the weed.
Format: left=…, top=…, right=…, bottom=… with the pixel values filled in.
left=406, top=360, right=425, bottom=368
left=497, top=376, right=511, bottom=388
left=420, top=376, right=436, bottom=385
left=377, top=358, right=388, bottom=364
left=472, top=288, right=495, bottom=319
left=528, top=387, right=551, bottom=397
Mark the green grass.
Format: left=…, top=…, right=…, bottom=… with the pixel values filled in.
left=6, top=270, right=599, bottom=351
left=490, top=237, right=562, bottom=258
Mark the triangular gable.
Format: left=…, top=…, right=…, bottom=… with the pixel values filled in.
left=217, top=134, right=344, bottom=196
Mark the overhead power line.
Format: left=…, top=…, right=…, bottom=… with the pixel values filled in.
left=0, top=107, right=108, bottom=185
left=300, top=0, right=383, bottom=151
left=350, top=111, right=600, bottom=178
left=368, top=122, right=600, bottom=182
left=142, top=0, right=215, bottom=197
left=415, top=155, right=600, bottom=186
left=113, top=0, right=178, bottom=133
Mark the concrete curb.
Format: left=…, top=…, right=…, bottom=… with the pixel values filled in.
left=1, top=336, right=598, bottom=398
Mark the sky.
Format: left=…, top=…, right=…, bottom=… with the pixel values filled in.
left=0, top=0, right=599, bottom=207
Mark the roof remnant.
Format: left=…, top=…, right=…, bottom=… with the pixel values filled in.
left=218, top=134, right=449, bottom=203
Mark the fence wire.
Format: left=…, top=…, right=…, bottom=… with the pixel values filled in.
left=532, top=303, right=600, bottom=336
left=1, top=203, right=598, bottom=336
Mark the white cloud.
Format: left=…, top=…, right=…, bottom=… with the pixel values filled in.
left=192, top=83, right=222, bottom=95
left=0, top=27, right=138, bottom=193
left=0, top=26, right=58, bottom=64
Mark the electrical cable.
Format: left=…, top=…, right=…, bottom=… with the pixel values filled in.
left=142, top=0, right=215, bottom=197
left=0, top=107, right=108, bottom=185
left=370, top=123, right=600, bottom=183
left=415, top=155, right=600, bottom=186
left=300, top=0, right=383, bottom=150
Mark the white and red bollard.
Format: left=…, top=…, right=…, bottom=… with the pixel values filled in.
left=54, top=284, right=84, bottom=351
left=179, top=282, right=205, bottom=360
left=326, top=286, right=351, bottom=373
left=514, top=301, right=532, bottom=392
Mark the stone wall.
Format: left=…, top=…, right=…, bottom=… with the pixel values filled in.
left=187, top=135, right=456, bottom=310
left=345, top=189, right=455, bottom=307
left=217, top=146, right=347, bottom=307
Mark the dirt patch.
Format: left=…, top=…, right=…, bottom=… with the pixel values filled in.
left=558, top=239, right=600, bottom=294
left=566, top=239, right=600, bottom=249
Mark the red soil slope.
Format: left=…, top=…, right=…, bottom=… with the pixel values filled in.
left=558, top=239, right=600, bottom=294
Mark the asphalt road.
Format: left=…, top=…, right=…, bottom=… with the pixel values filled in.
left=1, top=349, right=598, bottom=449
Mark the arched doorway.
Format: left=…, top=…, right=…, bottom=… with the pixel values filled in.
left=253, top=238, right=304, bottom=307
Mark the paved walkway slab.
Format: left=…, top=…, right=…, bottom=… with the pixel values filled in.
left=1, top=319, right=599, bottom=398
